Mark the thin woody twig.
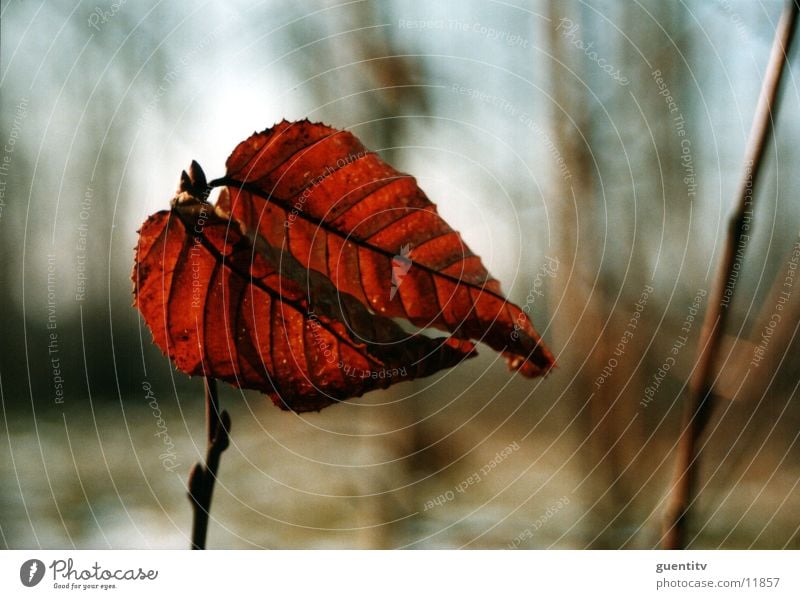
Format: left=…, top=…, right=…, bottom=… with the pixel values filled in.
left=661, top=0, right=799, bottom=549
left=188, top=377, right=230, bottom=550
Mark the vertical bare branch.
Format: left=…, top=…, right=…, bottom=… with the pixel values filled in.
left=188, top=378, right=230, bottom=550
left=661, top=0, right=799, bottom=549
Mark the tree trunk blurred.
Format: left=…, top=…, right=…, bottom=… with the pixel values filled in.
left=546, top=1, right=616, bottom=548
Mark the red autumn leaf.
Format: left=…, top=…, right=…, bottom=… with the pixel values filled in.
left=133, top=183, right=475, bottom=412
left=134, top=122, right=555, bottom=412
left=215, top=120, right=555, bottom=376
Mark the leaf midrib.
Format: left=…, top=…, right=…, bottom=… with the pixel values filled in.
left=209, top=176, right=507, bottom=305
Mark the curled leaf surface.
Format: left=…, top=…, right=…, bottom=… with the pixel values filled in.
left=217, top=120, right=555, bottom=377
left=133, top=120, right=554, bottom=412
left=133, top=199, right=474, bottom=412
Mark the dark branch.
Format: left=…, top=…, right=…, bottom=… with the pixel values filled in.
left=661, top=0, right=799, bottom=549
left=188, top=378, right=230, bottom=550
